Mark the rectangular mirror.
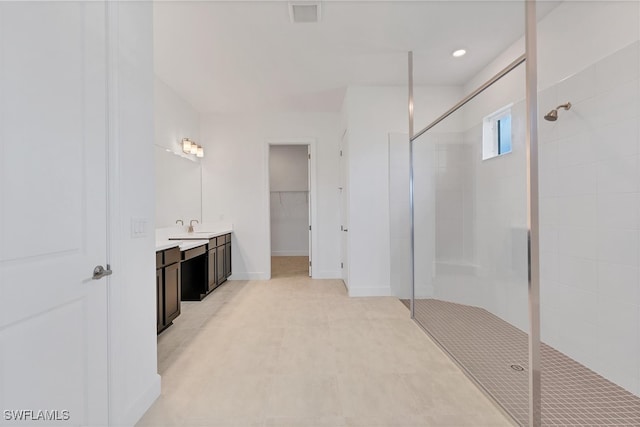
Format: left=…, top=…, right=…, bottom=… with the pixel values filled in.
left=155, top=145, right=202, bottom=228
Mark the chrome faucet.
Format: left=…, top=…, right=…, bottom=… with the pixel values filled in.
left=188, top=219, right=199, bottom=233
left=176, top=220, right=184, bottom=226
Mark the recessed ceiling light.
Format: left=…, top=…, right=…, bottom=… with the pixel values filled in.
left=452, top=49, right=467, bottom=58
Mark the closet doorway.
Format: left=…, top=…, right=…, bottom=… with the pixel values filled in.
left=267, top=141, right=314, bottom=278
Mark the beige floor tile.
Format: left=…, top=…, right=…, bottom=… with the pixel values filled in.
left=344, top=415, right=430, bottom=427
left=138, top=261, right=510, bottom=427
left=265, top=416, right=346, bottom=427
left=402, top=373, right=514, bottom=426
left=274, top=342, right=339, bottom=375
left=266, top=374, right=342, bottom=418
left=336, top=373, right=421, bottom=418
left=210, top=343, right=282, bottom=377
left=187, top=374, right=270, bottom=421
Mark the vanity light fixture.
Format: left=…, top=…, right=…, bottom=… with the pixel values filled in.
left=181, top=137, right=204, bottom=158
left=182, top=138, right=193, bottom=154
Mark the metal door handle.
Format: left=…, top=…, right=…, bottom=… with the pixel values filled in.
left=92, top=265, right=113, bottom=280
left=343, top=228, right=348, bottom=232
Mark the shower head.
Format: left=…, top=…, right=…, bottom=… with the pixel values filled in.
left=544, top=110, right=558, bottom=121
left=544, top=102, right=572, bottom=122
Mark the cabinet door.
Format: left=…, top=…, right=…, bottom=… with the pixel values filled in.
left=164, top=263, right=181, bottom=325
left=225, top=240, right=232, bottom=278
left=217, top=243, right=226, bottom=284
left=156, top=268, right=164, bottom=333
left=208, top=247, right=217, bottom=291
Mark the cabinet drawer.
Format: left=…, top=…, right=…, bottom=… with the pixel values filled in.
left=156, top=251, right=163, bottom=268
left=182, top=245, right=206, bottom=261
left=225, top=234, right=231, bottom=243
left=216, top=236, right=225, bottom=247
left=164, top=247, right=181, bottom=265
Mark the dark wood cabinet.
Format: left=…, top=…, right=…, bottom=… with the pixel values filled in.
left=216, top=241, right=226, bottom=285
left=224, top=234, right=232, bottom=278
left=156, top=268, right=163, bottom=333
left=207, top=244, right=217, bottom=293
left=156, top=247, right=181, bottom=334
left=164, top=262, right=181, bottom=324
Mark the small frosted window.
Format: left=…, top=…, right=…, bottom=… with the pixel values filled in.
left=483, top=105, right=512, bottom=160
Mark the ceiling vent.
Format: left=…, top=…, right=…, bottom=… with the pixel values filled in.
left=289, top=2, right=321, bottom=23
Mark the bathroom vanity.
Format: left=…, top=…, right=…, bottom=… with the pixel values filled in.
left=165, top=230, right=232, bottom=301
left=155, top=226, right=232, bottom=333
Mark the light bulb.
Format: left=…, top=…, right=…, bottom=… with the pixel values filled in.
left=182, top=138, right=192, bottom=154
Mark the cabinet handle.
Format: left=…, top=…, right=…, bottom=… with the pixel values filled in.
left=92, top=265, right=113, bottom=280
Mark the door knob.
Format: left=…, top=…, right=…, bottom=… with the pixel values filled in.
left=92, top=265, right=113, bottom=280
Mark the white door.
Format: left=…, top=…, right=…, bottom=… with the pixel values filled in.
left=307, top=146, right=312, bottom=277
left=339, top=130, right=350, bottom=287
left=0, top=3, right=109, bottom=426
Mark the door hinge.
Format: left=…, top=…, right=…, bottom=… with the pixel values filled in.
left=309, top=225, right=311, bottom=231
left=308, top=153, right=311, bottom=159
left=340, top=150, right=342, bottom=156
left=341, top=262, right=343, bottom=269
left=309, top=261, right=312, bottom=267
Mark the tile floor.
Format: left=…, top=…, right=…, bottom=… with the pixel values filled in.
left=271, top=256, right=310, bottom=278
left=137, top=262, right=512, bottom=427
left=405, top=298, right=640, bottom=426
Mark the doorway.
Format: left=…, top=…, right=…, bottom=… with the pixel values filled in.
left=339, top=129, right=350, bottom=288
left=267, top=141, right=314, bottom=278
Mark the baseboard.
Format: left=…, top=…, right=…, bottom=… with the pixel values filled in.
left=271, top=251, right=309, bottom=256
left=228, top=272, right=269, bottom=281
left=348, top=286, right=392, bottom=297
left=124, top=373, right=161, bottom=427
left=312, top=270, right=342, bottom=279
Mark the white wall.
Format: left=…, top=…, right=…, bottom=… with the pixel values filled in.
left=107, top=2, right=160, bottom=425
left=200, top=113, right=340, bottom=279
left=464, top=1, right=640, bottom=120
left=269, top=145, right=309, bottom=191
left=342, top=85, right=463, bottom=296
left=269, top=145, right=309, bottom=256
left=155, top=77, right=200, bottom=154
left=154, top=78, right=202, bottom=228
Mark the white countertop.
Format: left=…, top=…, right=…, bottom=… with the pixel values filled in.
left=156, top=223, right=233, bottom=252
left=155, top=240, right=180, bottom=252
left=168, top=228, right=232, bottom=241
left=155, top=239, right=210, bottom=252
left=178, top=240, right=209, bottom=251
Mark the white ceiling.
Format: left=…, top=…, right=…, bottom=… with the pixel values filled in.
left=154, top=1, right=559, bottom=114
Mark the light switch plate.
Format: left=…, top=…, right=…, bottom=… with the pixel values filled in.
left=131, top=218, right=148, bottom=238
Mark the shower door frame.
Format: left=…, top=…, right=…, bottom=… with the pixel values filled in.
left=407, top=1, right=541, bottom=426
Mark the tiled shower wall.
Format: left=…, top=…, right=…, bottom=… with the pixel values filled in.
left=429, top=99, right=529, bottom=334
left=538, top=41, right=640, bottom=395
left=423, top=41, right=640, bottom=398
